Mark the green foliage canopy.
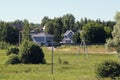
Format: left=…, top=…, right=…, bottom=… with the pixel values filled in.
left=106, top=12, right=120, bottom=58
left=22, top=20, right=32, bottom=41
left=0, top=21, right=19, bottom=44
left=6, top=54, right=20, bottom=64
left=96, top=60, right=120, bottom=78
left=19, top=40, right=45, bottom=64
left=81, top=21, right=106, bottom=44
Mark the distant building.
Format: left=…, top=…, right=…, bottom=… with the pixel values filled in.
left=30, top=30, right=38, bottom=35
left=61, top=30, right=74, bottom=44
left=31, top=32, right=54, bottom=46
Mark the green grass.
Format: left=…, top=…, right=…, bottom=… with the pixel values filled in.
left=0, top=46, right=118, bottom=80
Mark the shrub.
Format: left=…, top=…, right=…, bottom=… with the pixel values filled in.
left=6, top=46, right=19, bottom=55
left=95, top=60, right=120, bottom=79
left=63, top=61, right=69, bottom=64
left=0, top=41, right=10, bottom=49
left=6, top=54, right=20, bottom=64
left=19, top=40, right=45, bottom=64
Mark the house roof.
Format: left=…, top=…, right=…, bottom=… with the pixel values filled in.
left=64, top=30, right=74, bottom=36
left=32, top=32, right=54, bottom=37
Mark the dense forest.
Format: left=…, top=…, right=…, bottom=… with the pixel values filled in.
left=0, top=14, right=115, bottom=45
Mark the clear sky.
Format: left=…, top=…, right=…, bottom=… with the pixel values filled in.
left=0, top=0, right=120, bottom=23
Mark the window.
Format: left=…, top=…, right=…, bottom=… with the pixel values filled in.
left=65, top=36, right=67, bottom=38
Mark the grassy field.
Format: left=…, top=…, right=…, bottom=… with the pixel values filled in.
left=0, top=45, right=118, bottom=80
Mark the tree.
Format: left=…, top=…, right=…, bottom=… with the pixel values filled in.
left=73, top=32, right=81, bottom=44
left=0, top=21, right=19, bottom=44
left=54, top=18, right=63, bottom=43
left=0, top=21, right=7, bottom=42
left=45, top=20, right=55, bottom=35
left=6, top=23, right=19, bottom=44
left=74, top=21, right=82, bottom=31
left=104, top=26, right=112, bottom=39
left=12, top=20, right=24, bottom=30
left=45, top=18, right=63, bottom=43
left=62, top=14, right=75, bottom=32
left=22, top=20, right=32, bottom=41
left=19, top=40, right=45, bottom=64
left=81, top=21, right=106, bottom=44
left=106, top=12, right=120, bottom=58
left=41, top=16, right=49, bottom=27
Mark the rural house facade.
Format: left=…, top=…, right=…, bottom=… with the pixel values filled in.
left=61, top=30, right=74, bottom=44
left=31, top=31, right=54, bottom=46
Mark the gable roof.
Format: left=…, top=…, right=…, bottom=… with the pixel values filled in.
left=64, top=30, right=74, bottom=36
left=32, top=32, right=54, bottom=37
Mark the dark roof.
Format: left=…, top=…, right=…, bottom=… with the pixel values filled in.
left=64, top=30, right=74, bottom=36
left=32, top=32, right=54, bottom=37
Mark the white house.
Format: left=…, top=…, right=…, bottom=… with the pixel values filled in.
left=61, top=30, right=74, bottom=44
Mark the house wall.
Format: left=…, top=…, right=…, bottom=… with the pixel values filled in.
left=62, top=31, right=74, bottom=44
left=67, top=32, right=73, bottom=39
left=46, top=37, right=53, bottom=42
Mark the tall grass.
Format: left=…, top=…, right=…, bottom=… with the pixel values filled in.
left=0, top=46, right=118, bottom=80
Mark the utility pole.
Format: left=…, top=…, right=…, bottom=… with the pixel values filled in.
left=82, top=38, right=88, bottom=58
left=51, top=40, right=54, bottom=74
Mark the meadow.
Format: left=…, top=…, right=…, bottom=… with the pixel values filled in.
left=0, top=45, right=118, bottom=80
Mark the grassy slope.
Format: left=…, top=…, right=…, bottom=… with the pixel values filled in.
left=0, top=45, right=118, bottom=80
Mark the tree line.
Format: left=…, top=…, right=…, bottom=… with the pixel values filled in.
left=0, top=14, right=115, bottom=45
left=41, top=14, right=115, bottom=44
left=0, top=20, right=39, bottom=44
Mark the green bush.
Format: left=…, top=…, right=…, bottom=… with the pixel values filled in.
left=6, top=46, right=19, bottom=55
left=0, top=41, right=10, bottom=49
left=63, top=61, right=69, bottom=64
left=95, top=60, right=120, bottom=79
left=19, top=40, right=45, bottom=64
left=6, top=54, right=20, bottom=64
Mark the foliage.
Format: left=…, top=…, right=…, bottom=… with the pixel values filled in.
left=19, top=40, right=45, bottom=64
left=54, top=18, right=63, bottom=43
left=6, top=46, right=19, bottom=55
left=0, top=21, right=19, bottom=44
left=40, top=16, right=49, bottom=27
left=0, top=14, right=115, bottom=45
left=73, top=31, right=81, bottom=44
left=81, top=21, right=106, bottom=44
left=106, top=12, right=120, bottom=58
left=95, top=60, right=120, bottom=79
left=45, top=20, right=55, bottom=35
left=6, top=54, right=20, bottom=64
left=104, top=26, right=112, bottom=39
left=43, top=14, right=114, bottom=44
left=45, top=18, right=63, bottom=43
left=0, top=41, right=10, bottom=49
left=22, top=20, right=32, bottom=41
left=62, top=14, right=75, bottom=32
left=29, top=23, right=40, bottom=32
left=12, top=20, right=24, bottom=30
left=74, top=21, right=82, bottom=31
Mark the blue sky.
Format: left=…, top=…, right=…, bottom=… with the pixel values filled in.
left=0, top=0, right=120, bottom=23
